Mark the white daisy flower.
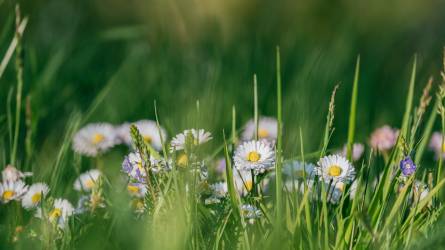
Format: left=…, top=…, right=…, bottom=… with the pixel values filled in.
left=283, top=161, right=316, bottom=179
left=234, top=140, right=275, bottom=175
left=327, top=182, right=344, bottom=204
left=233, top=169, right=270, bottom=196
left=2, top=165, right=32, bottom=182
left=43, top=198, right=74, bottom=228
left=22, top=183, right=49, bottom=210
left=131, top=198, right=146, bottom=214
left=210, top=182, right=227, bottom=198
left=117, top=120, right=167, bottom=151
left=72, top=123, right=118, bottom=157
left=316, top=154, right=355, bottom=183
left=340, top=143, right=365, bottom=161
left=285, top=179, right=315, bottom=196
left=75, top=193, right=106, bottom=214
left=127, top=183, right=148, bottom=198
left=170, top=129, right=212, bottom=151
left=429, top=132, right=445, bottom=160
left=74, top=169, right=102, bottom=192
left=205, top=182, right=227, bottom=204
left=369, top=125, right=399, bottom=153
left=240, top=204, right=262, bottom=224
left=234, top=170, right=254, bottom=196
left=0, top=180, right=28, bottom=203
left=241, top=117, right=277, bottom=143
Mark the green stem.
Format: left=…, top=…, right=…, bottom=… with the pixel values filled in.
left=275, top=46, right=283, bottom=229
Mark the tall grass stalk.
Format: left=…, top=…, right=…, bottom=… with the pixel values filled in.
left=275, top=46, right=284, bottom=231
left=0, top=13, right=27, bottom=80
left=346, top=56, right=360, bottom=161
left=11, top=6, right=25, bottom=165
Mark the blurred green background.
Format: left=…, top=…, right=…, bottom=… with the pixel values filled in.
left=2, top=0, right=445, bottom=168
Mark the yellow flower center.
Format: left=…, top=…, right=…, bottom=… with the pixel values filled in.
left=143, top=135, right=152, bottom=144
left=92, top=133, right=105, bottom=144
left=84, top=179, right=96, bottom=189
left=2, top=190, right=15, bottom=201
left=247, top=151, right=261, bottom=162
left=49, top=208, right=62, bottom=220
left=127, top=185, right=140, bottom=194
left=132, top=199, right=145, bottom=210
left=328, top=165, right=342, bottom=177
left=136, top=161, right=144, bottom=171
left=258, top=128, right=269, bottom=138
left=245, top=180, right=253, bottom=192
left=177, top=154, right=188, bottom=167
left=31, top=193, right=42, bottom=204
left=336, top=182, right=345, bottom=192
left=193, top=138, right=199, bottom=145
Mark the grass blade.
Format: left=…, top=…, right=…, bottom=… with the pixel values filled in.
left=346, top=56, right=360, bottom=161
left=275, top=46, right=284, bottom=228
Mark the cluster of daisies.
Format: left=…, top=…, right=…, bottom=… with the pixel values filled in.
left=48, top=117, right=445, bottom=223
left=73, top=120, right=167, bottom=156
left=0, top=164, right=106, bottom=229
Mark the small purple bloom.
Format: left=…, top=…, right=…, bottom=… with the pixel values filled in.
left=400, top=156, right=416, bottom=176
left=122, top=156, right=132, bottom=174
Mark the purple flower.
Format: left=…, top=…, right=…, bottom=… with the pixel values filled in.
left=400, top=156, right=416, bottom=176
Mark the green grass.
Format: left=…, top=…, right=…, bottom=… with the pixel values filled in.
left=2, top=1, right=445, bottom=249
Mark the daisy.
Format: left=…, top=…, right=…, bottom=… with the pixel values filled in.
left=233, top=169, right=271, bottom=196
left=0, top=180, right=28, bottom=203
left=74, top=169, right=102, bottom=192
left=285, top=179, right=316, bottom=197
left=127, top=183, right=148, bottom=198
left=240, top=204, right=262, bottom=224
left=22, top=183, right=49, bottom=210
left=45, top=199, right=74, bottom=228
left=316, top=154, right=355, bottom=183
left=170, top=129, right=212, bottom=151
left=75, top=193, right=106, bottom=214
left=328, top=182, right=346, bottom=204
left=283, top=161, right=316, bottom=179
left=122, top=152, right=165, bottom=182
left=234, top=140, right=275, bottom=175
left=117, top=120, right=167, bottom=151
left=210, top=182, right=227, bottom=198
left=234, top=170, right=254, bottom=196
left=72, top=123, right=118, bottom=156
left=370, top=125, right=399, bottom=153
left=241, top=117, right=277, bottom=142
left=205, top=182, right=227, bottom=204
left=2, top=165, right=32, bottom=182
left=340, top=143, right=365, bottom=161
left=429, top=132, right=445, bottom=160
left=176, top=153, right=189, bottom=168
left=131, top=198, right=146, bottom=214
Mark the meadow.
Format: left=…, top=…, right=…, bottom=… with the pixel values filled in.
left=2, top=1, right=445, bottom=249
